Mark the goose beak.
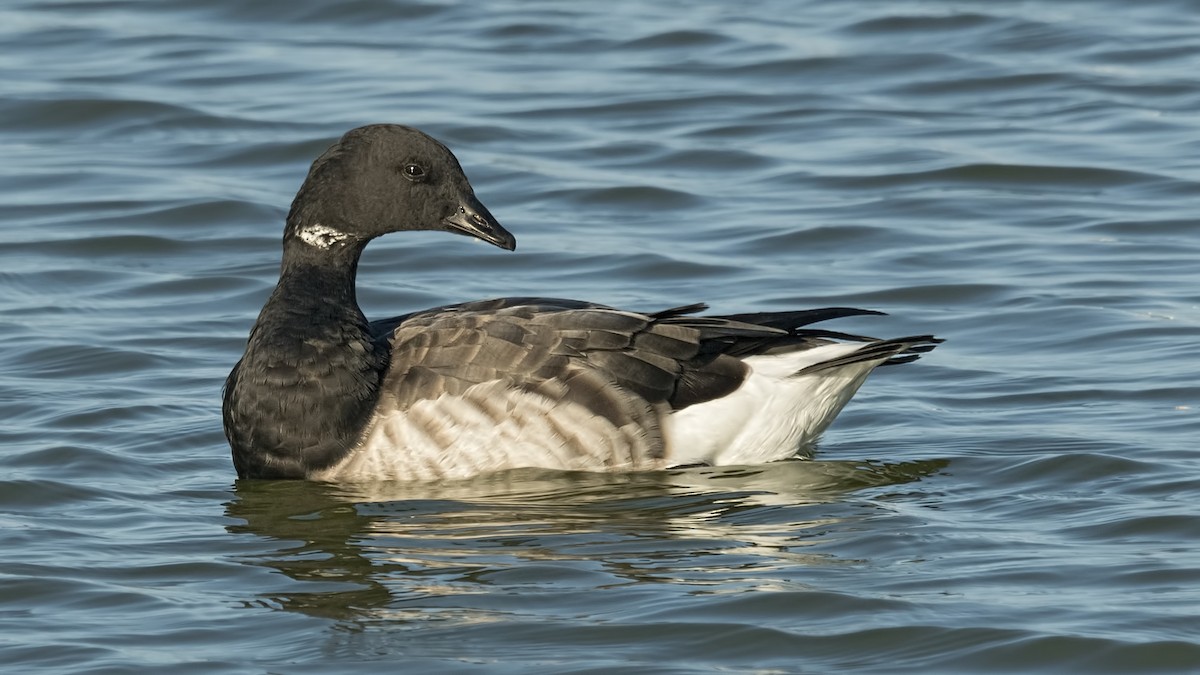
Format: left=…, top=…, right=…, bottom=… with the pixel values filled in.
left=443, top=198, right=516, bottom=251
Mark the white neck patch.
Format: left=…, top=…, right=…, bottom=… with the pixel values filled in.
left=297, top=223, right=350, bottom=249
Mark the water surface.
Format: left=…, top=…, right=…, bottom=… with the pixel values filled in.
left=2, top=1, right=1198, bottom=672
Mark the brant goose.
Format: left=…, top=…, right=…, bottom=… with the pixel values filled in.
left=223, top=125, right=940, bottom=481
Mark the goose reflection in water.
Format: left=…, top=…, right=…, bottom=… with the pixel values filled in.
left=225, top=459, right=948, bottom=627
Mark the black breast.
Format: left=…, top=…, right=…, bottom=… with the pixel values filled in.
left=223, top=311, right=388, bottom=479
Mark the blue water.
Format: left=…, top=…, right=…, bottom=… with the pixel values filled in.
left=2, top=1, right=1199, bottom=672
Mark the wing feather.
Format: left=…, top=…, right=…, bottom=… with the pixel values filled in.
left=374, top=298, right=937, bottom=464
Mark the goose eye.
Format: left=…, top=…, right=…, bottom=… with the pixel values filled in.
left=402, top=164, right=426, bottom=181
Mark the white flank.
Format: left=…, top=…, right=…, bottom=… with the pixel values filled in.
left=312, top=380, right=665, bottom=482
left=297, top=223, right=349, bottom=249
left=313, top=342, right=898, bottom=481
left=665, top=343, right=887, bottom=466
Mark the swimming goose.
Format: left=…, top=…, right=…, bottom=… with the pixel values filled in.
left=222, top=124, right=940, bottom=481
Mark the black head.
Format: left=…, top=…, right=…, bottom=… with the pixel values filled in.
left=284, top=124, right=515, bottom=252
